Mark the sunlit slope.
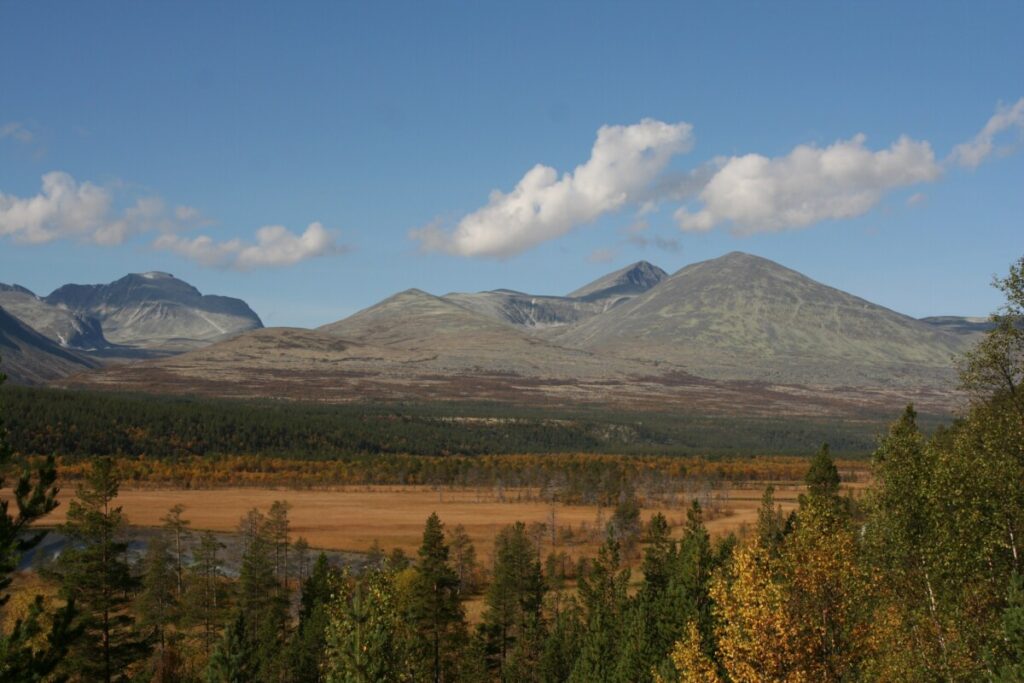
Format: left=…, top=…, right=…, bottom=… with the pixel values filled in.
left=555, top=252, right=977, bottom=387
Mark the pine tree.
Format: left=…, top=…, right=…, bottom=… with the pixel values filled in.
left=52, top=457, right=149, bottom=682
left=481, top=521, right=546, bottom=676
left=569, top=534, right=630, bottom=683
left=447, top=523, right=479, bottom=597
left=184, top=531, right=228, bottom=657
left=288, top=553, right=335, bottom=683
left=538, top=597, right=582, bottom=683
left=267, top=500, right=292, bottom=586
left=137, top=532, right=180, bottom=672
left=161, top=504, right=191, bottom=598
left=293, top=536, right=311, bottom=585
left=755, top=485, right=786, bottom=555
left=324, top=568, right=412, bottom=683
left=206, top=613, right=256, bottom=683
left=640, top=513, right=673, bottom=599
left=670, top=502, right=716, bottom=670
left=238, top=520, right=289, bottom=681
left=410, top=512, right=466, bottom=683
left=208, top=509, right=288, bottom=682
left=0, top=358, right=77, bottom=680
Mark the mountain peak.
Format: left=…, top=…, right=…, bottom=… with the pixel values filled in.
left=43, top=273, right=262, bottom=350
left=569, top=260, right=668, bottom=301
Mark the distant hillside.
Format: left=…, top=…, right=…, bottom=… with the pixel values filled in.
left=441, top=261, right=668, bottom=329
left=554, top=252, right=978, bottom=387
left=59, top=254, right=976, bottom=418
left=0, top=283, right=109, bottom=349
left=45, top=271, right=263, bottom=351
left=0, top=305, right=99, bottom=384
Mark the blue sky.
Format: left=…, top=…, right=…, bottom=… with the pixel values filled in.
left=1, top=1, right=1021, bottom=327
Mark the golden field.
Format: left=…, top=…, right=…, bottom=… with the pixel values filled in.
left=34, top=482, right=827, bottom=558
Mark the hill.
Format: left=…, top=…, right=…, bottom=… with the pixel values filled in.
left=554, top=252, right=977, bottom=387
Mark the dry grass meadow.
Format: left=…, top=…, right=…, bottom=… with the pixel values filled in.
left=37, top=481, right=824, bottom=558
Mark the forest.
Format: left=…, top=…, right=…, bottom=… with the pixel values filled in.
left=0, top=384, right=905, bottom=461
left=0, top=256, right=1021, bottom=682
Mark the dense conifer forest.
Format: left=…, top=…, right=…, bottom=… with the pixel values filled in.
left=0, top=385, right=921, bottom=461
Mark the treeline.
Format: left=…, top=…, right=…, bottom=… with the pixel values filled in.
left=54, top=452, right=854, bottom=506
left=0, top=385, right=896, bottom=460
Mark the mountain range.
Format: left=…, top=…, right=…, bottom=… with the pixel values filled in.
left=10, top=252, right=983, bottom=418
left=0, top=272, right=262, bottom=383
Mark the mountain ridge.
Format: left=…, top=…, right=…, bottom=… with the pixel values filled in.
left=43, top=272, right=263, bottom=351
left=57, top=251, right=983, bottom=418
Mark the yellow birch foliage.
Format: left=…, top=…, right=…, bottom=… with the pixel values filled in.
left=659, top=621, right=721, bottom=683
left=782, top=518, right=867, bottom=681
left=709, top=545, right=807, bottom=683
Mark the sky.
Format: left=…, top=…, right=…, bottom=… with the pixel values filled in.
left=1, top=1, right=1022, bottom=327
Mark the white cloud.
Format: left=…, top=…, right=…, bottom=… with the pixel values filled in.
left=675, top=134, right=940, bottom=234
left=0, top=122, right=33, bottom=144
left=412, top=118, right=694, bottom=258
left=906, top=192, right=927, bottom=206
left=0, top=171, right=200, bottom=245
left=154, top=222, right=340, bottom=270
left=950, top=97, right=1024, bottom=168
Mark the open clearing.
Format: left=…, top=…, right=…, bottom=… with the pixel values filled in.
left=35, top=482, right=829, bottom=558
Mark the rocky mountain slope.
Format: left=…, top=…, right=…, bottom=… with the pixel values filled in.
left=44, top=272, right=263, bottom=351
left=0, top=305, right=99, bottom=384
left=0, top=284, right=109, bottom=349
left=441, top=261, right=668, bottom=329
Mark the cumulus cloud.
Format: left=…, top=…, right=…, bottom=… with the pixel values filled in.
left=412, top=119, right=694, bottom=258
left=154, top=222, right=340, bottom=270
left=674, top=134, right=941, bottom=234
left=0, top=122, right=33, bottom=144
left=0, top=171, right=201, bottom=245
left=950, top=97, right=1024, bottom=168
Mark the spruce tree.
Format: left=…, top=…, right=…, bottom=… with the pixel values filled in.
left=206, top=613, right=256, bottom=683
left=238, top=521, right=289, bottom=681
left=804, top=443, right=840, bottom=500
left=410, top=512, right=466, bottom=683
left=184, top=531, right=228, bottom=657
left=288, top=553, right=336, bottom=683
left=136, top=532, right=180, bottom=673
left=481, top=521, right=546, bottom=676
left=53, top=457, right=148, bottom=682
left=324, top=568, right=412, bottom=683
left=754, top=485, right=786, bottom=555
left=569, top=534, right=630, bottom=683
